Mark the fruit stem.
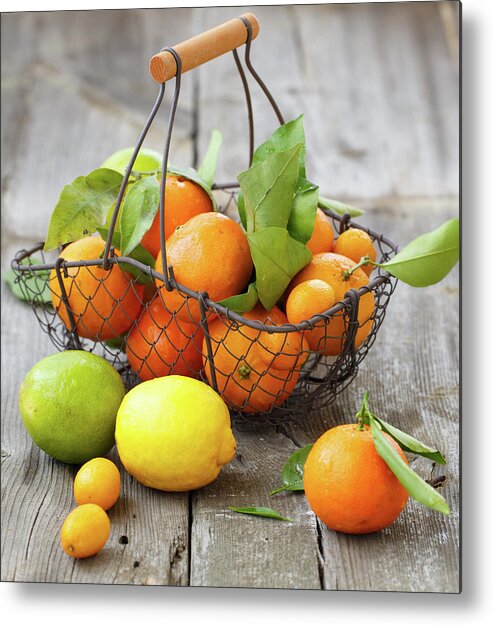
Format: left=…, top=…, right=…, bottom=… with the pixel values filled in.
left=238, top=362, right=251, bottom=379
left=342, top=256, right=373, bottom=281
left=355, top=390, right=373, bottom=429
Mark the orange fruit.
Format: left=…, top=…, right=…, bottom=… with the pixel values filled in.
left=74, top=457, right=121, bottom=511
left=60, top=504, right=111, bottom=558
left=286, top=279, right=337, bottom=352
left=306, top=208, right=335, bottom=255
left=304, top=424, right=409, bottom=534
left=204, top=305, right=308, bottom=414
left=126, top=297, right=204, bottom=381
left=288, top=252, right=375, bottom=356
left=156, top=212, right=253, bottom=324
left=141, top=175, right=213, bottom=258
left=334, top=228, right=377, bottom=276
left=50, top=236, right=144, bottom=341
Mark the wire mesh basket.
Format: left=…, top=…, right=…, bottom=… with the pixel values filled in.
left=11, top=14, right=398, bottom=427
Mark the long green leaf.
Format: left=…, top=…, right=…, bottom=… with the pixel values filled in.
left=252, top=114, right=307, bottom=176
left=287, top=179, right=319, bottom=244
left=369, top=416, right=450, bottom=515
left=238, top=144, right=302, bottom=233
left=318, top=196, right=364, bottom=218
left=247, top=227, right=312, bottom=310
left=374, top=417, right=447, bottom=464
left=380, top=218, right=459, bottom=287
left=197, top=129, right=223, bottom=189
left=119, top=175, right=160, bottom=256
left=4, top=258, right=52, bottom=305
left=218, top=282, right=259, bottom=313
left=44, top=168, right=124, bottom=251
left=270, top=444, right=314, bottom=495
left=229, top=506, right=293, bottom=522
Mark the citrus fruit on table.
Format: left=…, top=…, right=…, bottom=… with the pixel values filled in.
left=203, top=305, right=307, bottom=414
left=61, top=503, right=111, bottom=558
left=50, top=235, right=144, bottom=341
left=141, top=175, right=213, bottom=258
left=288, top=252, right=375, bottom=356
left=306, top=208, right=335, bottom=255
left=304, top=424, right=409, bottom=534
left=19, top=351, right=125, bottom=464
left=74, top=457, right=121, bottom=510
left=126, top=297, right=204, bottom=381
left=115, top=376, right=236, bottom=491
left=155, top=212, right=253, bottom=324
left=334, top=227, right=377, bottom=276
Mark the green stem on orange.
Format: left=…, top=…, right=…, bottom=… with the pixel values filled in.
left=238, top=362, right=251, bottom=379
left=355, top=390, right=375, bottom=430
left=342, top=256, right=378, bottom=281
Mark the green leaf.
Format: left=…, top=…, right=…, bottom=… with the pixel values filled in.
left=218, top=281, right=259, bottom=313
left=318, top=196, right=364, bottom=218
left=380, top=218, right=459, bottom=287
left=270, top=444, right=314, bottom=495
left=97, top=227, right=155, bottom=285
left=247, top=227, right=312, bottom=310
left=287, top=178, right=319, bottom=244
left=119, top=175, right=160, bottom=256
left=228, top=506, right=293, bottom=522
left=238, top=144, right=302, bottom=233
left=369, top=415, right=450, bottom=515
left=44, top=168, right=124, bottom=251
left=373, top=417, right=447, bottom=465
left=104, top=334, right=127, bottom=352
left=197, top=129, right=223, bottom=189
left=100, top=146, right=162, bottom=175
left=4, top=258, right=52, bottom=305
left=166, top=164, right=217, bottom=209
left=252, top=114, right=307, bottom=177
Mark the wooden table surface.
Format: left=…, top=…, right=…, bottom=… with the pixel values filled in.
left=1, top=3, right=460, bottom=592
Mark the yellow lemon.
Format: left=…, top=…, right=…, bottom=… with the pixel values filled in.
left=115, top=376, right=236, bottom=491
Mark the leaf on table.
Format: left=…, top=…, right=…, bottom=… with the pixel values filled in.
left=380, top=218, right=459, bottom=287
left=238, top=144, right=302, bottom=233
left=270, top=444, right=314, bottom=495
left=369, top=415, right=450, bottom=515
left=44, top=168, right=124, bottom=251
left=197, top=129, right=223, bottom=189
left=119, top=175, right=160, bottom=256
left=247, top=227, right=312, bottom=311
left=318, top=196, right=365, bottom=218
left=229, top=506, right=293, bottom=522
left=4, top=257, right=52, bottom=305
left=287, top=178, right=319, bottom=244
left=374, top=416, right=447, bottom=464
left=218, top=281, right=259, bottom=313
left=97, top=227, right=155, bottom=285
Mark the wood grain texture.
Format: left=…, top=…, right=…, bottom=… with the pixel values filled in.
left=1, top=5, right=459, bottom=591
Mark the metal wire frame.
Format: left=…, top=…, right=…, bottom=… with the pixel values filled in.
left=10, top=15, right=399, bottom=426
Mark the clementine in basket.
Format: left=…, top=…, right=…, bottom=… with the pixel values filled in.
left=74, top=457, right=121, bottom=511
left=203, top=305, right=308, bottom=414
left=155, top=212, right=253, bottom=324
left=50, top=236, right=143, bottom=341
left=126, top=297, right=204, bottom=381
left=334, top=227, right=377, bottom=276
left=288, top=252, right=375, bottom=356
left=60, top=503, right=111, bottom=558
left=304, top=424, right=409, bottom=534
left=141, top=175, right=213, bottom=258
left=306, top=208, right=335, bottom=255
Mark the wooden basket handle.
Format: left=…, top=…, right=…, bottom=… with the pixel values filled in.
left=149, top=13, right=260, bottom=83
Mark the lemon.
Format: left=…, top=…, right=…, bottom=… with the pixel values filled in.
left=115, top=376, right=236, bottom=491
left=19, top=351, right=125, bottom=464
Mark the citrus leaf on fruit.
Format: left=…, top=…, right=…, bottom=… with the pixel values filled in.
left=373, top=417, right=447, bottom=465
left=119, top=175, right=160, bottom=256
left=247, top=227, right=312, bottom=311
left=44, top=168, right=124, bottom=252
left=287, top=178, right=319, bottom=244
left=270, top=444, right=313, bottom=495
left=238, top=144, right=302, bottom=233
left=97, top=227, right=155, bottom=285
left=101, top=147, right=162, bottom=175
left=218, top=281, right=259, bottom=313
left=197, top=129, right=223, bottom=189
left=229, top=506, right=293, bottom=522
left=379, top=218, right=459, bottom=287
left=4, top=258, right=52, bottom=305
left=318, top=196, right=365, bottom=218
left=369, top=415, right=450, bottom=515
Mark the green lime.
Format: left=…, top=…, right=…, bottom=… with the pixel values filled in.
left=101, top=147, right=162, bottom=175
left=19, top=350, right=125, bottom=464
